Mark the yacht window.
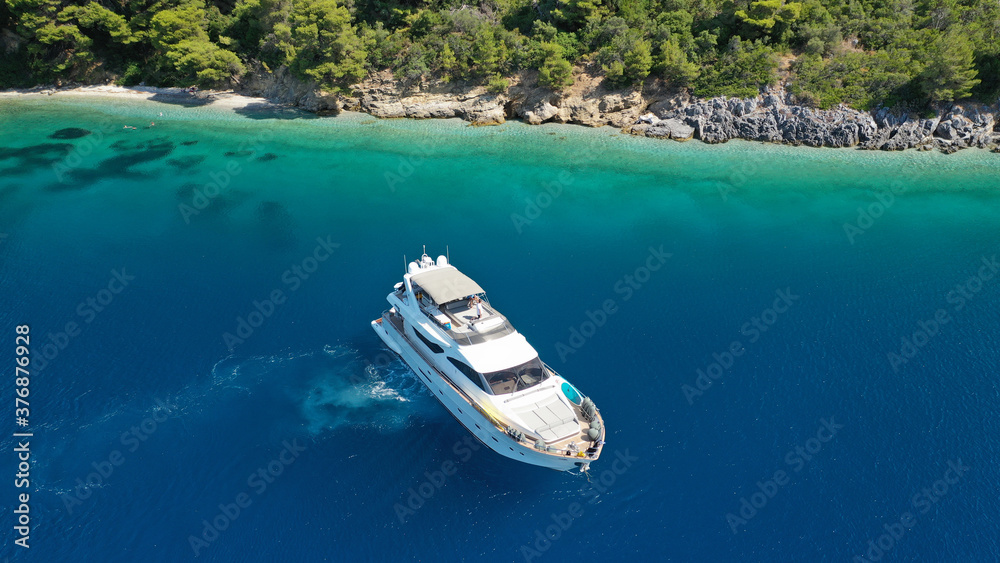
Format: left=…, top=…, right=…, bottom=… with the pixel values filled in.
left=414, top=328, right=443, bottom=354
left=447, top=357, right=488, bottom=392
left=484, top=357, right=549, bottom=394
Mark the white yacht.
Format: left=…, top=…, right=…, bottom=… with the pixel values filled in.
left=371, top=251, right=605, bottom=471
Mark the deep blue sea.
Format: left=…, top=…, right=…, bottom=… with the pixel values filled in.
left=1, top=95, right=999, bottom=562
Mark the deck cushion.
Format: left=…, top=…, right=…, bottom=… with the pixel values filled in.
left=512, top=393, right=579, bottom=442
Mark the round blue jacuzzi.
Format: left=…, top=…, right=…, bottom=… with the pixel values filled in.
left=561, top=382, right=582, bottom=405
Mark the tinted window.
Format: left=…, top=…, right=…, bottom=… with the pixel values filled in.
left=448, top=357, right=488, bottom=392
left=485, top=357, right=549, bottom=394
left=414, top=328, right=443, bottom=354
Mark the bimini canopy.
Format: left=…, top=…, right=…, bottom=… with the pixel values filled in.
left=411, top=267, right=484, bottom=304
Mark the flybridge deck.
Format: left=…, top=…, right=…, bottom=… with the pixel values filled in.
left=399, top=284, right=515, bottom=345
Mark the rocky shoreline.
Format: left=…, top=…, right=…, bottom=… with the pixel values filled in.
left=243, top=67, right=1000, bottom=154
left=243, top=67, right=1000, bottom=153
left=628, top=92, right=1000, bottom=153
left=9, top=66, right=1000, bottom=153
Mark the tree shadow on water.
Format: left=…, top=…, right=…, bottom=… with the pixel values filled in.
left=233, top=102, right=320, bottom=120
left=45, top=139, right=176, bottom=191
left=0, top=143, right=74, bottom=176
left=175, top=182, right=253, bottom=223
left=167, top=155, right=207, bottom=170
left=147, top=92, right=213, bottom=107
left=49, top=128, right=92, bottom=139
left=254, top=200, right=296, bottom=250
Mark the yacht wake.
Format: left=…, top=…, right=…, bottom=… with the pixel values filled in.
left=300, top=344, right=429, bottom=434
left=19, top=343, right=432, bottom=501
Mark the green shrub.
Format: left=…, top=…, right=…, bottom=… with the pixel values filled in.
left=487, top=73, right=509, bottom=93
left=693, top=41, right=778, bottom=98
left=118, top=62, right=143, bottom=86
left=788, top=51, right=915, bottom=109
left=658, top=37, right=699, bottom=86
left=538, top=42, right=574, bottom=90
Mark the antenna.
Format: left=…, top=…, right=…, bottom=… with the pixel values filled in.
left=447, top=245, right=450, bottom=264
left=403, top=254, right=406, bottom=275
left=422, top=244, right=426, bottom=257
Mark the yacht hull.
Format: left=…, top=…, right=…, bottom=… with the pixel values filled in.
left=372, top=318, right=591, bottom=472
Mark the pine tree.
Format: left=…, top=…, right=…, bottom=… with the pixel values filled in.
left=920, top=31, right=981, bottom=102
left=659, top=38, right=699, bottom=86
left=288, top=0, right=367, bottom=91
left=438, top=43, right=458, bottom=81
left=623, top=39, right=652, bottom=84
left=538, top=43, right=573, bottom=90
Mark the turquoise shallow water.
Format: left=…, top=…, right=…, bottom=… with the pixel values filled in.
left=1, top=96, right=999, bottom=562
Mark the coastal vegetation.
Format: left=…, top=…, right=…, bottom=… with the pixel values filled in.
left=2, top=0, right=998, bottom=109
